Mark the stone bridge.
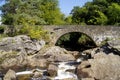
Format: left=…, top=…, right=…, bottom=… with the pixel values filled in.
left=43, top=25, right=120, bottom=46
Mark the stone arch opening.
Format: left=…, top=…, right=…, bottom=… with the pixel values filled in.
left=55, top=32, right=97, bottom=51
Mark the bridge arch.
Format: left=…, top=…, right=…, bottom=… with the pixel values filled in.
left=55, top=32, right=97, bottom=51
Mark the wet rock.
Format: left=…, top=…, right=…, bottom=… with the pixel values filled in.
left=0, top=35, right=45, bottom=54
left=82, top=43, right=120, bottom=59
left=108, top=39, right=120, bottom=51
left=61, top=78, right=77, bottom=80
left=33, top=71, right=42, bottom=78
left=44, top=46, right=75, bottom=62
left=77, top=52, right=120, bottom=80
left=4, top=69, right=16, bottom=80
left=47, top=70, right=57, bottom=77
left=81, top=78, right=95, bottom=80
left=31, top=77, right=51, bottom=80
left=66, top=69, right=75, bottom=73
left=100, top=43, right=120, bottom=56
left=28, top=58, right=49, bottom=69
left=17, top=74, right=31, bottom=80
left=82, top=47, right=100, bottom=58
left=47, top=64, right=58, bottom=77
left=70, top=51, right=81, bottom=59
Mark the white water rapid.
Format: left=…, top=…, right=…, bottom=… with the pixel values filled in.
left=16, top=71, right=33, bottom=76
left=16, top=69, right=46, bottom=76
left=54, top=62, right=78, bottom=80
left=15, top=59, right=82, bottom=80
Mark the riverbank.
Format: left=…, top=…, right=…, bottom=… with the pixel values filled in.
left=0, top=35, right=120, bottom=80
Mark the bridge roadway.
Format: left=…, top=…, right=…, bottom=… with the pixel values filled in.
left=43, top=25, right=120, bottom=46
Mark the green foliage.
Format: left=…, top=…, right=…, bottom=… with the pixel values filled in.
left=57, top=34, right=70, bottom=45
left=107, top=3, right=120, bottom=25
left=0, top=34, right=7, bottom=40
left=71, top=0, right=120, bottom=25
left=18, top=24, right=49, bottom=41
left=40, top=0, right=65, bottom=25
left=56, top=32, right=93, bottom=46
left=87, top=10, right=108, bottom=25
left=0, top=0, right=65, bottom=25
left=71, top=6, right=87, bottom=24
left=56, top=32, right=96, bottom=51
left=100, top=37, right=110, bottom=46
left=78, top=34, right=91, bottom=44
left=0, top=25, right=7, bottom=39
left=0, top=25, right=5, bottom=33
left=64, top=16, right=72, bottom=24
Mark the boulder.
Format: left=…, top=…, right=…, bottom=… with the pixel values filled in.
left=33, top=71, right=42, bottom=78
left=4, top=69, right=16, bottom=80
left=81, top=78, right=95, bottom=80
left=70, top=51, right=81, bottom=59
left=0, top=35, right=45, bottom=54
left=108, top=39, right=120, bottom=50
left=0, top=51, right=49, bottom=72
left=43, top=46, right=75, bottom=62
left=27, top=57, right=49, bottom=69
left=0, top=51, right=27, bottom=72
left=47, top=64, right=58, bottom=77
left=61, top=78, right=77, bottom=80
left=77, top=52, right=120, bottom=80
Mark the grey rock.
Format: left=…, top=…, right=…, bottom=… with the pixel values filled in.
left=81, top=78, right=95, bottom=80
left=4, top=69, right=16, bottom=80
left=0, top=53, right=27, bottom=72
left=27, top=58, right=49, bottom=69
left=47, top=64, right=58, bottom=77
left=108, top=39, right=120, bottom=50
left=77, top=52, right=120, bottom=80
left=0, top=35, right=45, bottom=54
left=43, top=46, right=75, bottom=62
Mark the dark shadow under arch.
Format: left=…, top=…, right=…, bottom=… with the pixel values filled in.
left=55, top=32, right=97, bottom=51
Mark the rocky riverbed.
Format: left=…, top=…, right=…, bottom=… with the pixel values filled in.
left=0, top=35, right=120, bottom=80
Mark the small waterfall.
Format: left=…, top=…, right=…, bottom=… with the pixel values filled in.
left=15, top=60, right=81, bottom=80
left=16, top=71, right=33, bottom=76
left=55, top=62, right=78, bottom=80
left=16, top=69, right=47, bottom=76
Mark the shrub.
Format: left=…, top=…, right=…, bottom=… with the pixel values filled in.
left=0, top=25, right=5, bottom=34
left=18, top=24, right=50, bottom=41
left=0, top=25, right=8, bottom=39
left=78, top=34, right=91, bottom=44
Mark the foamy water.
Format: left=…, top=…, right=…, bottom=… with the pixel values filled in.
left=15, top=61, right=80, bottom=80
left=16, top=71, right=33, bottom=76
left=55, top=62, right=78, bottom=80
left=16, top=69, right=46, bottom=76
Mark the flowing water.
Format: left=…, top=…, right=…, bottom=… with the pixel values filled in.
left=15, top=59, right=82, bottom=80
left=54, top=62, right=78, bottom=80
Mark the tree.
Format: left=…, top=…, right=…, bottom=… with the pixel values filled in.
left=71, top=6, right=88, bottom=25
left=0, top=0, right=64, bottom=25
left=87, top=10, right=108, bottom=25
left=71, top=0, right=120, bottom=25
left=71, top=5, right=107, bottom=25
left=106, top=0, right=120, bottom=4
left=40, top=0, right=65, bottom=25
left=107, top=3, right=120, bottom=25
left=64, top=15, right=72, bottom=24
left=92, top=0, right=109, bottom=13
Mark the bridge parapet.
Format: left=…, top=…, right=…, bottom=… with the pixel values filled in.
left=43, top=25, right=120, bottom=46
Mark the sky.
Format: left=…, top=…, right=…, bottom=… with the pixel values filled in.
left=0, top=0, right=92, bottom=16
left=59, top=0, right=92, bottom=16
